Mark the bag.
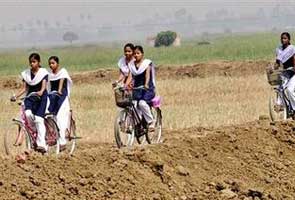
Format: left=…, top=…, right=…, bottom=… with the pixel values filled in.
left=267, top=69, right=282, bottom=86
left=114, top=87, right=132, bottom=108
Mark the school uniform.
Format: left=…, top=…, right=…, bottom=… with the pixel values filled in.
left=130, top=59, right=156, bottom=124
left=118, top=56, right=134, bottom=83
left=276, top=45, right=295, bottom=110
left=21, top=68, right=49, bottom=149
left=48, top=68, right=72, bottom=146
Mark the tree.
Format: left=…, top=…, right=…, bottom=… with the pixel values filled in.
left=154, top=31, right=177, bottom=47
left=63, top=31, right=79, bottom=44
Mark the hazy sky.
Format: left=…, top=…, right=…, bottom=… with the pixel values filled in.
left=0, top=0, right=294, bottom=25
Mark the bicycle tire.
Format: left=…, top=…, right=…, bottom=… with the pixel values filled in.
left=65, top=116, right=77, bottom=155
left=269, top=88, right=288, bottom=121
left=45, top=117, right=60, bottom=155
left=114, top=109, right=135, bottom=148
left=4, top=121, right=32, bottom=157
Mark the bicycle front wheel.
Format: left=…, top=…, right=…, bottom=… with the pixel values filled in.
left=269, top=88, right=288, bottom=121
left=114, top=109, right=135, bottom=148
left=4, top=121, right=32, bottom=157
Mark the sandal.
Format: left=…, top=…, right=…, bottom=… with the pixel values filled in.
left=36, top=146, right=47, bottom=154
left=59, top=145, right=67, bottom=152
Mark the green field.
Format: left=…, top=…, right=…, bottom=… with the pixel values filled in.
left=0, top=32, right=289, bottom=75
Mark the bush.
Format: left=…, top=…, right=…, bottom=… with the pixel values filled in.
left=63, top=31, right=79, bottom=44
left=155, top=31, right=177, bottom=47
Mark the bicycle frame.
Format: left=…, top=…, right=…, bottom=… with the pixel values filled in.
left=274, top=84, right=293, bottom=118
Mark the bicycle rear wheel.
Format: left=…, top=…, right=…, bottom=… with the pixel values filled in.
left=114, top=109, right=135, bottom=148
left=65, top=116, right=77, bottom=155
left=4, top=121, right=32, bottom=157
left=150, top=108, right=163, bottom=144
left=269, top=88, right=288, bottom=121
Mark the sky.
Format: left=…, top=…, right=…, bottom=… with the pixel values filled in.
left=0, top=0, right=294, bottom=47
left=0, top=0, right=294, bottom=25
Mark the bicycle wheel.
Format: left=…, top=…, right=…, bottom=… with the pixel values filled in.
left=150, top=108, right=163, bottom=144
left=65, top=116, right=77, bottom=155
left=269, top=88, right=288, bottom=121
left=4, top=121, right=32, bottom=157
left=44, top=117, right=60, bottom=155
left=114, top=109, right=135, bottom=148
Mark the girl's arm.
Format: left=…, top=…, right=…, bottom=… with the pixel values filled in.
left=144, top=66, right=151, bottom=89
left=37, top=79, right=47, bottom=96
left=58, top=78, right=65, bottom=95
left=124, top=71, right=133, bottom=89
left=14, top=81, right=27, bottom=99
left=117, top=72, right=125, bottom=83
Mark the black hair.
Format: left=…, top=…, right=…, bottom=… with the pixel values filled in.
left=124, top=43, right=135, bottom=51
left=29, top=53, right=41, bottom=62
left=48, top=56, right=59, bottom=64
left=281, top=32, right=291, bottom=40
left=134, top=45, right=144, bottom=54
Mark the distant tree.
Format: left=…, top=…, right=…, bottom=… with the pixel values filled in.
left=63, top=31, right=79, bottom=44
left=80, top=13, right=85, bottom=21
left=224, top=28, right=232, bottom=35
left=43, top=20, right=49, bottom=29
left=87, top=14, right=92, bottom=21
left=67, top=16, right=71, bottom=23
left=36, top=19, right=42, bottom=27
left=55, top=21, right=61, bottom=28
left=154, top=31, right=177, bottom=47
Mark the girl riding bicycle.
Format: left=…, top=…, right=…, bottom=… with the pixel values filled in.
left=48, top=56, right=72, bottom=151
left=127, top=45, right=156, bottom=130
left=275, top=32, right=295, bottom=112
left=113, top=43, right=135, bottom=87
left=11, top=53, right=48, bottom=153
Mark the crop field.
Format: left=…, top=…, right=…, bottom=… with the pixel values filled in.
left=0, top=32, right=294, bottom=199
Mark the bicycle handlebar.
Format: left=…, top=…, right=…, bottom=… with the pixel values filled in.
left=115, top=85, right=146, bottom=91
left=19, top=92, right=41, bottom=101
left=48, top=91, right=62, bottom=97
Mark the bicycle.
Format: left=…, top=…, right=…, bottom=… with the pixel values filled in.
left=113, top=85, right=162, bottom=148
left=4, top=92, right=77, bottom=156
left=268, top=67, right=295, bottom=121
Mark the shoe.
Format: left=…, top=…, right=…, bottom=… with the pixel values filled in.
left=274, top=105, right=284, bottom=112
left=148, top=121, right=155, bottom=132
left=59, top=145, right=67, bottom=152
left=36, top=146, right=47, bottom=154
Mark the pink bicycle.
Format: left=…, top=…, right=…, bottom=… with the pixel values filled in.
left=4, top=92, right=77, bottom=156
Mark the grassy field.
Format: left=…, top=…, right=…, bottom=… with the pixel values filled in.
left=0, top=32, right=288, bottom=75
left=0, top=72, right=270, bottom=146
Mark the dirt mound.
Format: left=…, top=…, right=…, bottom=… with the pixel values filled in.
left=0, top=60, right=269, bottom=89
left=1, top=119, right=295, bottom=199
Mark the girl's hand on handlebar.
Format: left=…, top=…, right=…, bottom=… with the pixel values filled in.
left=10, top=95, right=16, bottom=102
left=36, top=91, right=43, bottom=97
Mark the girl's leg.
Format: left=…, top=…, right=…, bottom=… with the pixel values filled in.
left=286, top=75, right=295, bottom=110
left=138, top=100, right=153, bottom=124
left=35, top=116, right=47, bottom=150
left=35, top=94, right=48, bottom=150
left=56, top=97, right=70, bottom=146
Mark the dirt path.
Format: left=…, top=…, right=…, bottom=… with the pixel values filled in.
left=0, top=60, right=269, bottom=89
left=0, top=119, right=295, bottom=199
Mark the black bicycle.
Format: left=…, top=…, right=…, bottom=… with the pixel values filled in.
left=114, top=85, right=162, bottom=148
left=268, top=67, right=295, bottom=121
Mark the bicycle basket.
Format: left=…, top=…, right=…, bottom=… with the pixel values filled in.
left=267, top=69, right=282, bottom=86
left=114, top=87, right=132, bottom=108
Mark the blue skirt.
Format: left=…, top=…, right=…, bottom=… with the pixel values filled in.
left=48, top=93, right=67, bottom=115
left=133, top=88, right=155, bottom=103
left=24, top=92, right=48, bottom=118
